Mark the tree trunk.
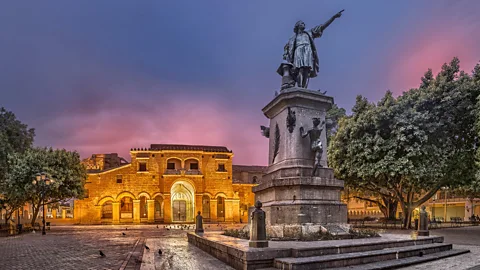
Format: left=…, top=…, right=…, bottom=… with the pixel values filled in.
left=31, top=203, right=40, bottom=226
left=381, top=197, right=398, bottom=220
left=402, top=205, right=414, bottom=229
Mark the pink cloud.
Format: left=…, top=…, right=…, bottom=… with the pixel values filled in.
left=37, top=84, right=269, bottom=165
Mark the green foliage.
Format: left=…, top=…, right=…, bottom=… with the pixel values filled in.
left=0, top=107, right=35, bottom=223
left=330, top=58, right=479, bottom=228
left=5, top=147, right=87, bottom=225
left=326, top=103, right=347, bottom=142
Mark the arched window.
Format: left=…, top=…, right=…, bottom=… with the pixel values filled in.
left=252, top=176, right=258, bottom=183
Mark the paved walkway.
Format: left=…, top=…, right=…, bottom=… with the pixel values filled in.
left=2, top=225, right=480, bottom=270
left=0, top=225, right=234, bottom=270
left=397, top=226, right=480, bottom=270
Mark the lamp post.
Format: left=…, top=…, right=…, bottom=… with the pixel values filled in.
left=32, top=172, right=55, bottom=235
left=441, top=187, right=449, bottom=223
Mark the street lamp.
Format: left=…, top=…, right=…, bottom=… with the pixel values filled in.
left=32, top=172, right=55, bottom=235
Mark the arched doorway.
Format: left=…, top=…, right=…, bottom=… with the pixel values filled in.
left=217, top=197, right=225, bottom=222
left=202, top=195, right=210, bottom=221
left=102, top=201, right=113, bottom=219
left=171, top=181, right=195, bottom=222
left=120, top=197, right=133, bottom=219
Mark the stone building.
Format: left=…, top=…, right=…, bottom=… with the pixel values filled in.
left=74, top=144, right=265, bottom=224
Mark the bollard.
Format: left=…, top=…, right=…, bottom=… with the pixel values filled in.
left=418, top=205, right=430, bottom=236
left=195, top=211, right=204, bottom=233
left=249, top=201, right=268, bottom=248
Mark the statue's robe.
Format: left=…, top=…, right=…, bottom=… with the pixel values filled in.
left=278, top=25, right=323, bottom=78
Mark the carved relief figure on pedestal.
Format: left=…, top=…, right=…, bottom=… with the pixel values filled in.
left=272, top=123, right=280, bottom=163
left=277, top=10, right=344, bottom=89
left=286, top=107, right=296, bottom=133
left=300, top=118, right=325, bottom=176
left=260, top=125, right=270, bottom=138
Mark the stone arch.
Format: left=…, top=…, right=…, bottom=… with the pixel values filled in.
left=137, top=191, right=151, bottom=200
left=214, top=192, right=227, bottom=198
left=170, top=180, right=196, bottom=222
left=97, top=196, right=115, bottom=206
left=202, top=192, right=213, bottom=198
left=166, top=157, right=183, bottom=169
left=151, top=193, right=164, bottom=199
left=116, top=191, right=136, bottom=201
left=184, top=157, right=200, bottom=170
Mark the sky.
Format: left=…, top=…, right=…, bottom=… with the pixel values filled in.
left=1, top=0, right=479, bottom=165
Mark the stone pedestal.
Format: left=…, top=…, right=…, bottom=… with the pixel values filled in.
left=253, top=88, right=348, bottom=238
left=418, top=206, right=429, bottom=236
left=249, top=201, right=268, bottom=248
left=195, top=211, right=204, bottom=233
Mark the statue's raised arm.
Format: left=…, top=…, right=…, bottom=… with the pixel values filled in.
left=277, top=9, right=344, bottom=89
left=311, top=9, right=344, bottom=37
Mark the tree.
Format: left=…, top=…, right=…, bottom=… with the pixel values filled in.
left=5, top=147, right=87, bottom=226
left=330, top=58, right=479, bottom=228
left=0, top=107, right=35, bottom=224
left=326, top=103, right=346, bottom=143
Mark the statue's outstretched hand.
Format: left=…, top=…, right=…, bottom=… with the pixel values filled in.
left=335, top=9, right=344, bottom=18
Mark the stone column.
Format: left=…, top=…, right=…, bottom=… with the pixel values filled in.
left=133, top=200, right=141, bottom=223
left=210, top=200, right=217, bottom=221
left=164, top=194, right=172, bottom=223
left=249, top=201, right=268, bottom=248
left=62, top=209, right=66, bottom=219
left=231, top=199, right=240, bottom=223
left=147, top=200, right=155, bottom=223
left=52, top=209, right=57, bottom=219
left=112, top=202, right=120, bottom=224
left=225, top=199, right=234, bottom=222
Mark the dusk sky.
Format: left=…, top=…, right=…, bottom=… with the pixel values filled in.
left=1, top=1, right=479, bottom=165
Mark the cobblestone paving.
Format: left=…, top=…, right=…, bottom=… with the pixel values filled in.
left=0, top=226, right=144, bottom=270
left=0, top=225, right=234, bottom=270
left=398, top=226, right=480, bottom=270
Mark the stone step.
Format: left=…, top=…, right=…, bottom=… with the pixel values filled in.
left=291, top=236, right=444, bottom=258
left=274, top=243, right=453, bottom=270
left=326, top=249, right=470, bottom=270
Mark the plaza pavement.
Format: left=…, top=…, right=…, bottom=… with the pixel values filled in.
left=1, top=224, right=479, bottom=270
left=395, top=226, right=480, bottom=270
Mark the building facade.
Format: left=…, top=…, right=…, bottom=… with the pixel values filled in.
left=74, top=144, right=265, bottom=224
left=345, top=190, right=480, bottom=222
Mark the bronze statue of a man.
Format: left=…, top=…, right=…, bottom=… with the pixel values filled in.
left=300, top=118, right=325, bottom=176
left=278, top=10, right=343, bottom=89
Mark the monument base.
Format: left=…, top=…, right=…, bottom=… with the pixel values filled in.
left=266, top=223, right=351, bottom=240
left=418, top=230, right=430, bottom=236
left=249, top=240, right=269, bottom=248
left=253, top=167, right=348, bottom=238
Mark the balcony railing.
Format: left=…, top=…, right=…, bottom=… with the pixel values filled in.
left=164, top=169, right=202, bottom=175
left=164, top=169, right=181, bottom=175
left=185, top=169, right=202, bottom=175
